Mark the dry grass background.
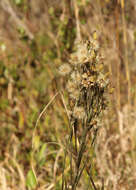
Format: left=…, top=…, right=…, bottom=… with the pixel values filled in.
left=0, top=0, right=136, bottom=189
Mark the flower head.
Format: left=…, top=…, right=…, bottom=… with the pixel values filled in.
left=59, top=64, right=71, bottom=76
left=70, top=89, right=80, bottom=100
left=70, top=42, right=89, bottom=65
left=73, top=106, right=85, bottom=119
left=66, top=80, right=77, bottom=93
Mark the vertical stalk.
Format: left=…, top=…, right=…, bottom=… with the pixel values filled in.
left=73, top=0, right=81, bottom=41
left=114, top=1, right=121, bottom=111
left=121, top=0, right=131, bottom=107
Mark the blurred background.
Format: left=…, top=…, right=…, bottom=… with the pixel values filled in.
left=0, top=0, right=136, bottom=189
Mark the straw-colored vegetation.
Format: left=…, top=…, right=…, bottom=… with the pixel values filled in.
left=0, top=0, right=136, bottom=189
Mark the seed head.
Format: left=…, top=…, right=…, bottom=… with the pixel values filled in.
left=66, top=80, right=77, bottom=93
left=59, top=64, right=71, bottom=76
left=70, top=43, right=88, bottom=64
left=73, top=106, right=85, bottom=119
left=70, top=89, right=80, bottom=100
left=71, top=71, right=81, bottom=84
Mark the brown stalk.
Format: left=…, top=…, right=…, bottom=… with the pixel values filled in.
left=114, top=1, right=121, bottom=111
left=121, top=0, right=131, bottom=108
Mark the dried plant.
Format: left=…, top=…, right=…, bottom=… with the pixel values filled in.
left=59, top=36, right=109, bottom=190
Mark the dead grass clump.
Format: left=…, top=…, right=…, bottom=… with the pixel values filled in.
left=95, top=106, right=136, bottom=189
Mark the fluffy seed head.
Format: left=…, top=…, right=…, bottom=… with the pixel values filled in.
left=70, top=89, right=80, bottom=100
left=70, top=43, right=88, bottom=64
left=73, top=106, right=85, bottom=119
left=59, top=64, right=71, bottom=76
left=66, top=80, right=77, bottom=93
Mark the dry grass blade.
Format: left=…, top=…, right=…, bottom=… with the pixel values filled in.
left=32, top=91, right=60, bottom=149
left=1, top=0, right=34, bottom=40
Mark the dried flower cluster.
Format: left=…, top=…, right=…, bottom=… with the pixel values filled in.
left=59, top=37, right=109, bottom=189
left=59, top=38, right=109, bottom=123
